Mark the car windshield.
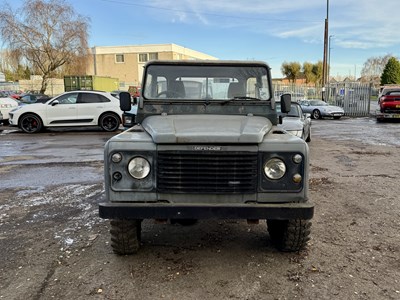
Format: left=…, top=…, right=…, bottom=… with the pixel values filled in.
left=143, top=64, right=271, bottom=101
left=276, top=103, right=301, bottom=117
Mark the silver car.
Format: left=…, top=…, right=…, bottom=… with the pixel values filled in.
left=277, top=102, right=311, bottom=142
left=299, top=99, right=344, bottom=120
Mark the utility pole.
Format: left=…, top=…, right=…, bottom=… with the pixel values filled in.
left=322, top=0, right=329, bottom=100
left=327, top=35, right=334, bottom=102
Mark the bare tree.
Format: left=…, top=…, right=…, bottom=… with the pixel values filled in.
left=0, top=0, right=90, bottom=93
left=361, top=54, right=392, bottom=83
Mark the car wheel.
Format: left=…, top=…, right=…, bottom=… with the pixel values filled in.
left=110, top=219, right=142, bottom=255
left=19, top=113, right=43, bottom=133
left=267, top=219, right=311, bottom=252
left=312, top=109, right=321, bottom=120
left=305, top=129, right=311, bottom=142
left=100, top=113, right=120, bottom=132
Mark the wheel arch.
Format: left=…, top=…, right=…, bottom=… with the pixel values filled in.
left=97, top=111, right=122, bottom=126
left=18, top=112, right=44, bottom=128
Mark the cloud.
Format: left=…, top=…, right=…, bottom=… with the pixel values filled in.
left=147, top=0, right=400, bottom=51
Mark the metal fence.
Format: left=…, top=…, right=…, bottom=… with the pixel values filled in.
left=327, top=82, right=373, bottom=117
left=273, top=82, right=374, bottom=117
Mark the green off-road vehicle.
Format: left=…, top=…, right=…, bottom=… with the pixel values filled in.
left=99, top=60, right=314, bottom=254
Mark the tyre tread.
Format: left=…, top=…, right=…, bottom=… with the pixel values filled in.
left=110, top=219, right=141, bottom=255
left=267, top=219, right=311, bottom=252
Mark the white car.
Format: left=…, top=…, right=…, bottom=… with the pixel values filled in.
left=277, top=101, right=312, bottom=142
left=8, top=90, right=123, bottom=133
left=0, top=92, right=19, bottom=124
left=299, top=99, right=344, bottom=120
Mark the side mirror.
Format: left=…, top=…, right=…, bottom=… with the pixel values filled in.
left=119, top=92, right=131, bottom=111
left=51, top=100, right=59, bottom=106
left=280, top=93, right=291, bottom=113
left=305, top=113, right=311, bottom=119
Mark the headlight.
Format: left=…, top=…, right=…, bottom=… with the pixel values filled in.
left=264, top=158, right=286, bottom=179
left=288, top=130, right=302, bottom=138
left=128, top=157, right=150, bottom=179
left=10, top=106, right=23, bottom=112
left=123, top=115, right=133, bottom=125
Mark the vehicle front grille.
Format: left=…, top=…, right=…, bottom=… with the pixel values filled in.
left=157, top=151, right=258, bottom=194
left=383, top=108, right=400, bottom=113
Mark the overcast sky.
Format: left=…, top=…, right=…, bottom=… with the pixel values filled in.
left=3, top=0, right=399, bottom=78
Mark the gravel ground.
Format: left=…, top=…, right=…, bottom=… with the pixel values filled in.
left=0, top=120, right=399, bottom=300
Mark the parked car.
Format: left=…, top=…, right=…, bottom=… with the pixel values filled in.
left=8, top=90, right=123, bottom=133
left=299, top=99, right=344, bottom=120
left=18, top=94, right=51, bottom=104
left=277, top=101, right=311, bottom=142
left=0, top=91, right=19, bottom=124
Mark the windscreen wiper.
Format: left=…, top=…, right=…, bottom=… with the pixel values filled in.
left=221, top=96, right=261, bottom=105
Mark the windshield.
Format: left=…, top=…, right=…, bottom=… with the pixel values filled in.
left=309, top=100, right=328, bottom=106
left=143, top=64, right=271, bottom=101
left=276, top=103, right=301, bottom=117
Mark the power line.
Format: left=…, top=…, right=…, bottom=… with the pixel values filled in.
left=99, top=0, right=322, bottom=24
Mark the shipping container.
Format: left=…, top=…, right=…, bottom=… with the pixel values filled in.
left=64, top=76, right=119, bottom=92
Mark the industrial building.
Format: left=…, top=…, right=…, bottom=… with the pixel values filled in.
left=86, top=43, right=218, bottom=88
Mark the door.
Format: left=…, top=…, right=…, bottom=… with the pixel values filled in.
left=45, top=92, right=78, bottom=125
left=76, top=92, right=108, bottom=125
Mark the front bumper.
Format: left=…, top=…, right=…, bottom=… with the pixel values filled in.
left=99, top=202, right=314, bottom=220
left=8, top=113, right=17, bottom=126
left=323, top=111, right=344, bottom=117
left=376, top=111, right=400, bottom=119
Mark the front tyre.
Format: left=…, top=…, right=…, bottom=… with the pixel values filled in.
left=305, top=129, right=311, bottom=142
left=100, top=113, right=120, bottom=132
left=312, top=109, right=321, bottom=120
left=267, top=219, right=311, bottom=252
left=19, top=113, right=43, bottom=133
left=110, top=219, right=142, bottom=255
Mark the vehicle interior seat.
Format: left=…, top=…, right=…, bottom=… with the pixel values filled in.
left=169, top=81, right=186, bottom=97
left=227, top=82, right=245, bottom=98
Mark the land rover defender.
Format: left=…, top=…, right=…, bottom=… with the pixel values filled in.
left=99, top=60, right=314, bottom=254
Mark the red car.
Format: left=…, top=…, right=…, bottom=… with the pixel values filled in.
left=376, top=88, right=400, bottom=121
left=378, top=89, right=400, bottom=113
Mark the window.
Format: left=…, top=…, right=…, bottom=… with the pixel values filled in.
left=139, top=53, right=148, bottom=63
left=79, top=93, right=110, bottom=103
left=143, top=65, right=271, bottom=100
left=149, top=53, right=158, bottom=60
left=56, top=93, right=78, bottom=104
left=116, top=54, right=125, bottom=63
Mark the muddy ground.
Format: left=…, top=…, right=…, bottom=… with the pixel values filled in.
left=0, top=119, right=399, bottom=300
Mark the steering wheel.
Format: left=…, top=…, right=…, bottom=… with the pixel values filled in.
left=156, top=90, right=183, bottom=98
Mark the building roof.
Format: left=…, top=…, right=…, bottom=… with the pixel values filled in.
left=90, top=43, right=218, bottom=60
